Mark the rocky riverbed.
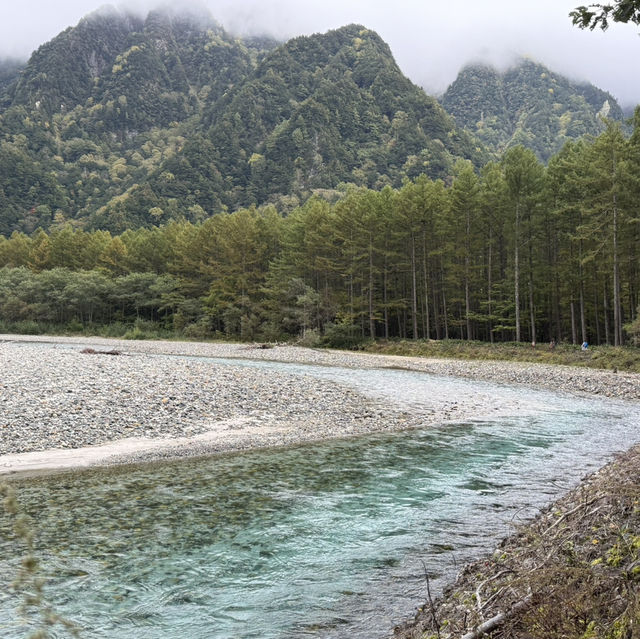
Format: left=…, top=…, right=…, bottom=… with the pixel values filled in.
left=1, top=335, right=640, bottom=475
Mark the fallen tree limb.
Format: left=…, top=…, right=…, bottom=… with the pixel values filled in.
left=475, top=569, right=514, bottom=615
left=460, top=595, right=533, bottom=639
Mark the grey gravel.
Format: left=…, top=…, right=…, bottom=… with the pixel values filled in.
left=1, top=335, right=639, bottom=467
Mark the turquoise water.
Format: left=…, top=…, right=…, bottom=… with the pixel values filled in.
left=1, top=360, right=640, bottom=638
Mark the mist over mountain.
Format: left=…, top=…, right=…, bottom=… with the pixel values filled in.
left=0, top=6, right=485, bottom=233
left=0, top=5, right=629, bottom=235
left=441, top=59, right=625, bottom=161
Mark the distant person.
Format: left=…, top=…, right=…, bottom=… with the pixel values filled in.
left=581, top=341, right=589, bottom=351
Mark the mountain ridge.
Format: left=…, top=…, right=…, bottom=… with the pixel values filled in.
left=0, top=6, right=628, bottom=234
left=440, top=58, right=624, bottom=161
left=0, top=9, right=486, bottom=233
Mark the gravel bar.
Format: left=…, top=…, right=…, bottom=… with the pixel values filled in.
left=1, top=335, right=639, bottom=474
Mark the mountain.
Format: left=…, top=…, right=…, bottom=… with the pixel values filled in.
left=0, top=58, right=25, bottom=108
left=440, top=59, right=624, bottom=161
left=0, top=9, right=486, bottom=234
left=6, top=5, right=264, bottom=132
left=0, top=6, right=275, bottom=233
left=140, top=24, right=486, bottom=215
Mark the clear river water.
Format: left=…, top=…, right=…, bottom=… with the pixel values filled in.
left=1, top=357, right=640, bottom=638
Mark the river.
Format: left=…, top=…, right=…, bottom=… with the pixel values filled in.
left=1, top=357, right=639, bottom=638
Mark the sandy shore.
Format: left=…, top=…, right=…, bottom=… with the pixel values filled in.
left=2, top=334, right=640, bottom=477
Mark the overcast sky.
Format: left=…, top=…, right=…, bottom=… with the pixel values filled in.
left=2, top=0, right=639, bottom=107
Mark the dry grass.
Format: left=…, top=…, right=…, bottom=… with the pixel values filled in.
left=365, top=340, right=640, bottom=373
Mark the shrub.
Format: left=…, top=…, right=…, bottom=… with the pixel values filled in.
left=321, top=322, right=366, bottom=349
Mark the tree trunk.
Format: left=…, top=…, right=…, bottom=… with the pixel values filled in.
left=441, top=260, right=449, bottom=339
left=383, top=258, right=389, bottom=339
left=528, top=234, right=535, bottom=344
left=422, top=230, right=431, bottom=339
left=529, top=277, right=536, bottom=345
left=604, top=283, right=610, bottom=345
left=594, top=281, right=601, bottom=345
left=368, top=234, right=375, bottom=338
left=411, top=235, right=418, bottom=339
left=613, top=192, right=623, bottom=345
left=579, top=278, right=587, bottom=345
left=487, top=231, right=494, bottom=343
left=433, top=277, right=441, bottom=340
left=514, top=200, right=521, bottom=341
left=465, top=207, right=472, bottom=340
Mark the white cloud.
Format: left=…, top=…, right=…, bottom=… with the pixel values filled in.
left=2, top=0, right=639, bottom=106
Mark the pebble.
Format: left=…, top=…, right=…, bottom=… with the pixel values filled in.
left=1, top=335, right=639, bottom=465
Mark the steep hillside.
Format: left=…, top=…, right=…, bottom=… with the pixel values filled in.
left=0, top=58, right=24, bottom=93
left=0, top=6, right=270, bottom=233
left=140, top=23, right=486, bottom=217
left=7, top=5, right=258, bottom=133
left=0, top=59, right=24, bottom=112
left=441, top=59, right=624, bottom=161
left=0, top=10, right=485, bottom=233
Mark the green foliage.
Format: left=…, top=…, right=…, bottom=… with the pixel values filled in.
left=321, top=322, right=368, bottom=349
left=0, top=12, right=486, bottom=233
left=0, top=112, right=639, bottom=350
left=441, top=59, right=624, bottom=162
left=571, top=0, right=640, bottom=30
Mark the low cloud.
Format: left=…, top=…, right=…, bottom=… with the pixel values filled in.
left=2, top=0, right=639, bottom=106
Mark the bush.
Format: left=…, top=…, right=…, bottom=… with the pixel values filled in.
left=64, top=319, right=84, bottom=334
left=296, top=328, right=321, bottom=347
left=182, top=318, right=213, bottom=340
left=6, top=320, right=43, bottom=335
left=258, top=321, right=287, bottom=343
left=123, top=319, right=165, bottom=340
left=321, top=323, right=367, bottom=349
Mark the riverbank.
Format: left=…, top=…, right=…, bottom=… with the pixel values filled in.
left=393, top=444, right=640, bottom=639
left=2, top=334, right=640, bottom=476
left=365, top=338, right=640, bottom=373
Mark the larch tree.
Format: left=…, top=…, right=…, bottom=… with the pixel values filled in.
left=502, top=146, right=545, bottom=342
left=448, top=160, right=481, bottom=340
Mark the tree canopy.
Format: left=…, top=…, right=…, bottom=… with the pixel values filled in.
left=1, top=111, right=640, bottom=347
left=571, top=1, right=640, bottom=30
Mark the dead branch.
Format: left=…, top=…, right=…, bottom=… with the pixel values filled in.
left=421, top=560, right=441, bottom=639
left=460, top=594, right=533, bottom=639
left=542, top=496, right=602, bottom=535
left=475, top=569, right=514, bottom=616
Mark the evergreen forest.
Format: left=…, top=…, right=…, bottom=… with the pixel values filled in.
left=1, top=113, right=639, bottom=347
left=1, top=6, right=639, bottom=347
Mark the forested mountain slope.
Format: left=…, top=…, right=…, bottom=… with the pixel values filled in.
left=6, top=5, right=260, bottom=129
left=191, top=24, right=485, bottom=205
left=0, top=59, right=24, bottom=106
left=441, top=59, right=624, bottom=161
left=0, top=5, right=269, bottom=234
left=0, top=7, right=484, bottom=234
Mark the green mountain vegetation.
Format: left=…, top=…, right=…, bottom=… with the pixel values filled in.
left=441, top=59, right=625, bottom=161
left=1, top=113, right=639, bottom=349
left=0, top=5, right=269, bottom=235
left=0, top=58, right=24, bottom=101
left=1, top=7, right=639, bottom=349
left=0, top=6, right=484, bottom=235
